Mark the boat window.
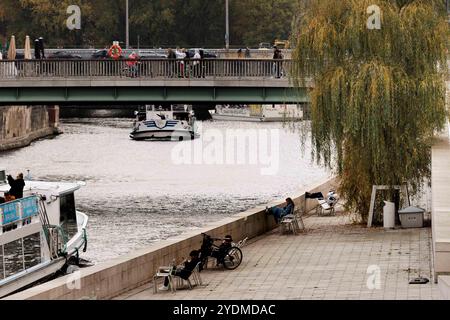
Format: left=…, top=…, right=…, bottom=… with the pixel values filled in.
left=60, top=193, right=78, bottom=240
left=3, top=239, right=24, bottom=278
left=23, top=233, right=41, bottom=270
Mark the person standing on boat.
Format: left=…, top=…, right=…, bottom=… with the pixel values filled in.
left=7, top=173, right=25, bottom=199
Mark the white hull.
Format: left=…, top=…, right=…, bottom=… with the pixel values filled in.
left=213, top=104, right=303, bottom=123
left=0, top=259, right=66, bottom=298
left=130, top=129, right=196, bottom=140
left=130, top=105, right=199, bottom=141
left=212, top=114, right=302, bottom=122
left=0, top=211, right=88, bottom=299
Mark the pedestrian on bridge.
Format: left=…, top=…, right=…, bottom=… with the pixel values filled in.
left=126, top=51, right=140, bottom=78
left=167, top=48, right=176, bottom=78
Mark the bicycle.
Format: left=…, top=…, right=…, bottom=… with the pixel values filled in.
left=120, top=62, right=141, bottom=78
left=199, top=233, right=243, bottom=270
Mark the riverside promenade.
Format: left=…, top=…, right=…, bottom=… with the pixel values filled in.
left=117, top=211, right=441, bottom=300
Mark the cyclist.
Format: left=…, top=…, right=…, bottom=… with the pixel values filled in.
left=210, top=235, right=233, bottom=264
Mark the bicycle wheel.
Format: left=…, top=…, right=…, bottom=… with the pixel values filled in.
left=223, top=247, right=243, bottom=270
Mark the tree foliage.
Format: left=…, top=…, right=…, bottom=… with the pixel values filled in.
left=292, top=0, right=448, bottom=220
left=0, top=0, right=297, bottom=48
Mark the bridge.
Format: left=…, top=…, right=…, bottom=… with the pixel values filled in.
left=0, top=59, right=309, bottom=105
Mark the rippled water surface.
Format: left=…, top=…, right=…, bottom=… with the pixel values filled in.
left=1, top=118, right=329, bottom=263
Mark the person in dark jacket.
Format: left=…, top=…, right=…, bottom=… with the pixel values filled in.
left=210, top=235, right=233, bottom=264
left=34, top=39, right=41, bottom=59
left=7, top=173, right=25, bottom=199
left=159, top=250, right=200, bottom=291
left=266, top=197, right=295, bottom=223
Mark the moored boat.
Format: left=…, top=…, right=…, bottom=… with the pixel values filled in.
left=212, top=104, right=303, bottom=122
left=0, top=169, right=88, bottom=298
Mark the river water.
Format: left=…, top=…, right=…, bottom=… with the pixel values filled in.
left=1, top=118, right=329, bottom=263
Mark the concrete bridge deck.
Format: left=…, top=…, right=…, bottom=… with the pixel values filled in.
left=117, top=212, right=440, bottom=300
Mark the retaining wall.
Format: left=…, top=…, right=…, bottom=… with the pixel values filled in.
left=0, top=105, right=59, bottom=152
left=4, top=177, right=337, bottom=300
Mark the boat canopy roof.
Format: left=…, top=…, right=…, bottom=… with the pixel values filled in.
left=0, top=180, right=81, bottom=196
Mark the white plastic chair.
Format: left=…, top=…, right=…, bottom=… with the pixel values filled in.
left=317, top=199, right=335, bottom=216
left=153, top=268, right=175, bottom=293
left=280, top=209, right=305, bottom=234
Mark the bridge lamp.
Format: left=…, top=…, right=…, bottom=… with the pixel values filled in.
left=225, top=0, right=229, bottom=50
left=126, top=0, right=129, bottom=49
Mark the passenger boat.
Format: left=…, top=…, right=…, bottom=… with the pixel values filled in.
left=0, top=169, right=88, bottom=298
left=212, top=104, right=303, bottom=122
left=130, top=104, right=199, bottom=141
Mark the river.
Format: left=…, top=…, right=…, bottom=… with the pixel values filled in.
left=0, top=118, right=329, bottom=263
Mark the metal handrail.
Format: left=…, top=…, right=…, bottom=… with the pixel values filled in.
left=0, top=59, right=293, bottom=80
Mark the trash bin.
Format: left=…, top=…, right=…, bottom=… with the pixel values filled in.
left=383, top=201, right=396, bottom=229
left=398, top=206, right=424, bottom=228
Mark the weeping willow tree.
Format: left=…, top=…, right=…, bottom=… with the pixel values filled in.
left=292, top=0, right=449, bottom=221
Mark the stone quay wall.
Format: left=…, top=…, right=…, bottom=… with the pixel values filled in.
left=0, top=105, right=60, bottom=152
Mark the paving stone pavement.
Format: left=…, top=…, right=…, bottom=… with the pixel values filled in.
left=115, top=212, right=441, bottom=300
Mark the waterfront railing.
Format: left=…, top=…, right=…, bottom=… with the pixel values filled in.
left=0, top=59, right=292, bottom=80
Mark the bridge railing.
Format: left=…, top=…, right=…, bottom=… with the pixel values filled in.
left=0, top=59, right=292, bottom=80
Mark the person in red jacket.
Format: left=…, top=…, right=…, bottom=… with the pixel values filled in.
left=126, top=51, right=140, bottom=78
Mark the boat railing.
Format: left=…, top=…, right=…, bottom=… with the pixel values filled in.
left=45, top=225, right=68, bottom=259
left=0, top=196, right=40, bottom=233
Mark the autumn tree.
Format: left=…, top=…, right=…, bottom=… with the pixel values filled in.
left=292, top=0, right=449, bottom=221
left=0, top=0, right=300, bottom=48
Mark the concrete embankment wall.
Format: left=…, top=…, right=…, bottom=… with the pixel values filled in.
left=0, top=105, right=60, bottom=152
left=5, top=177, right=337, bottom=300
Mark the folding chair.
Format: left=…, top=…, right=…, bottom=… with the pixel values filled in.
left=174, top=274, right=193, bottom=290
left=189, top=262, right=203, bottom=286
left=173, top=262, right=204, bottom=290
left=317, top=199, right=335, bottom=216
left=280, top=208, right=305, bottom=235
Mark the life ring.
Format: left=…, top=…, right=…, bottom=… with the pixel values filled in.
left=108, top=44, right=122, bottom=60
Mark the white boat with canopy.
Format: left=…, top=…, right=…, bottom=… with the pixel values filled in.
left=0, top=169, right=88, bottom=298
left=130, top=104, right=199, bottom=141
left=212, top=104, right=303, bottom=122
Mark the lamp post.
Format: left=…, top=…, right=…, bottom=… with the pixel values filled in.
left=126, top=0, right=129, bottom=49
left=225, top=0, right=229, bottom=50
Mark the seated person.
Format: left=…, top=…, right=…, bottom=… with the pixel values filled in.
left=266, top=197, right=295, bottom=224
left=210, top=235, right=233, bottom=264
left=159, top=250, right=200, bottom=291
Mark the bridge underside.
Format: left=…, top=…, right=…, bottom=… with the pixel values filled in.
left=0, top=86, right=308, bottom=105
